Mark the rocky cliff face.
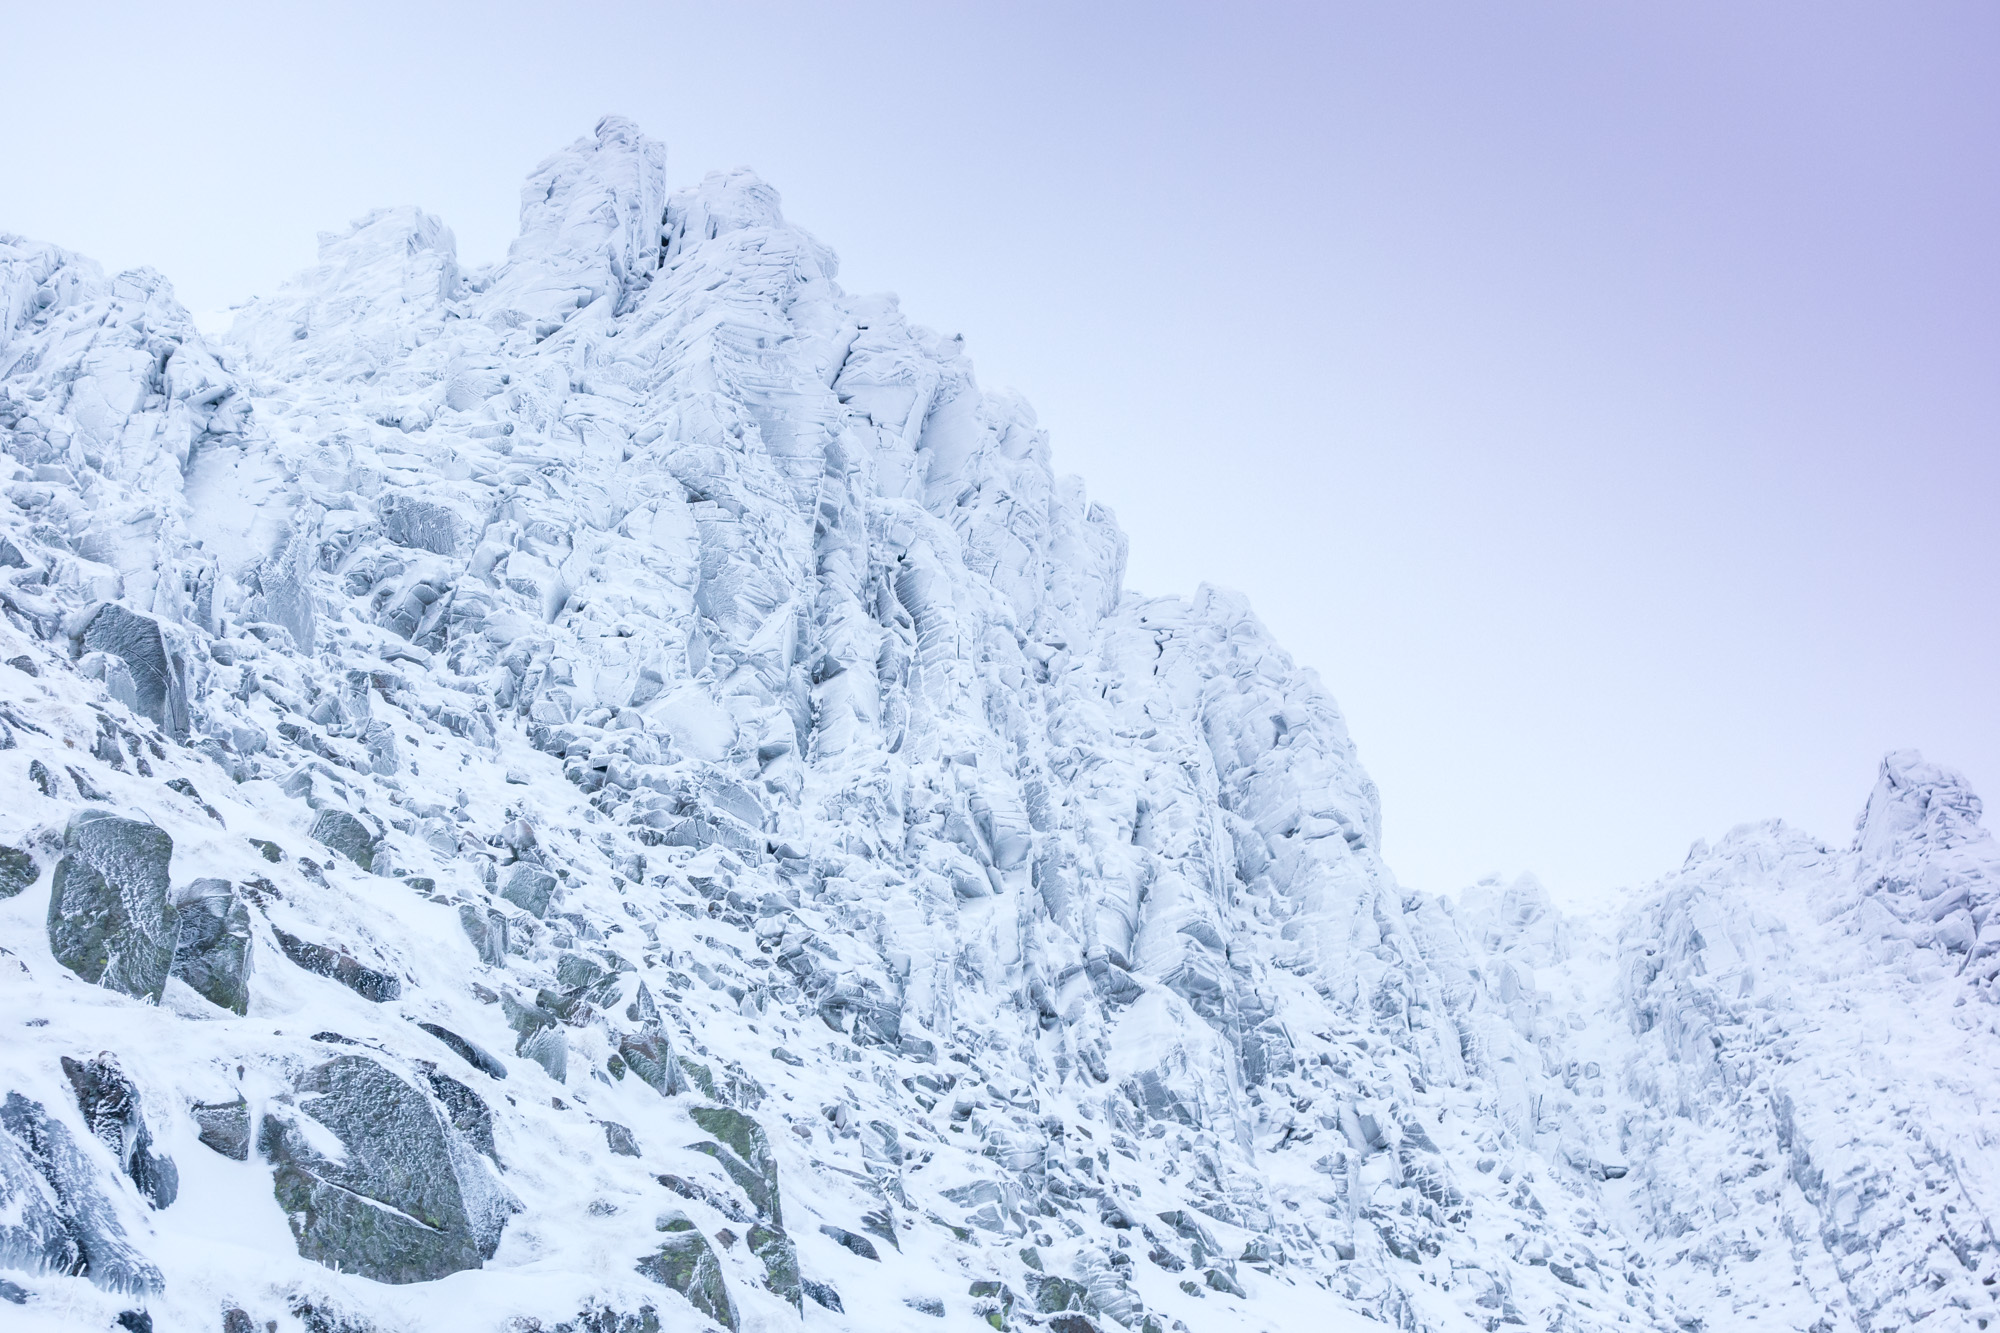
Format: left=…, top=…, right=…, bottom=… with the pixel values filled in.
left=0, top=118, right=1993, bottom=1333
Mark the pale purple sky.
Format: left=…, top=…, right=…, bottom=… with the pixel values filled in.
left=6, top=3, right=1996, bottom=904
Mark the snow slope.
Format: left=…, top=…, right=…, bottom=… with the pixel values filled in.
left=0, top=118, right=1993, bottom=1333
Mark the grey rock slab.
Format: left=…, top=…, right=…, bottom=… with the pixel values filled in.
left=499, top=865, right=556, bottom=917
left=0, top=845, right=37, bottom=898
left=0, top=1092, right=162, bottom=1294
left=635, top=1211, right=736, bottom=1332
left=818, top=1224, right=878, bottom=1261
left=168, top=877, right=252, bottom=1014
left=273, top=928, right=401, bottom=1002
left=618, top=1030, right=688, bottom=1097
left=79, top=604, right=188, bottom=738
left=190, top=1098, right=250, bottom=1161
left=423, top=1070, right=499, bottom=1161
left=60, top=1055, right=177, bottom=1209
left=258, top=1053, right=515, bottom=1284
left=47, top=811, right=177, bottom=1001
left=517, top=1025, right=567, bottom=1081
left=458, top=903, right=509, bottom=966
left=687, top=1105, right=782, bottom=1226
left=307, top=808, right=377, bottom=872
left=418, top=1022, right=508, bottom=1079
left=0, top=1104, right=80, bottom=1280
left=749, top=1221, right=801, bottom=1311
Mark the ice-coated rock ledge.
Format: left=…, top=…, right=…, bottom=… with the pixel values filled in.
left=0, top=118, right=1994, bottom=1333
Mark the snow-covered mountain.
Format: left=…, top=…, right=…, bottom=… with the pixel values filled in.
left=0, top=118, right=1993, bottom=1333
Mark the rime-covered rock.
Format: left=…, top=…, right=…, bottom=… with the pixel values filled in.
left=189, top=1098, right=249, bottom=1161
left=258, top=1054, right=516, bottom=1284
left=0, top=845, right=37, bottom=898
left=636, top=1211, right=736, bottom=1331
left=77, top=605, right=189, bottom=738
left=60, top=1055, right=176, bottom=1209
left=0, top=1093, right=162, bottom=1294
left=273, top=927, right=401, bottom=1002
left=167, top=877, right=251, bottom=1013
left=47, top=812, right=177, bottom=1001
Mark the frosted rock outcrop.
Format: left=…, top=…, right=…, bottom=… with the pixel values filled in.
left=0, top=118, right=1992, bottom=1332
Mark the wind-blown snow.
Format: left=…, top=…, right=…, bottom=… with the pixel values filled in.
left=0, top=118, right=1993, bottom=1333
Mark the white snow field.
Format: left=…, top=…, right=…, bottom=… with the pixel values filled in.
left=0, top=118, right=1994, bottom=1333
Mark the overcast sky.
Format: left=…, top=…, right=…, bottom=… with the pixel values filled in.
left=6, top=2, right=1996, bottom=906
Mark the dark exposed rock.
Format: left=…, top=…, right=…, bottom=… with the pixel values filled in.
left=190, top=1098, right=250, bottom=1160
left=819, top=1224, right=879, bottom=1260
left=308, top=808, right=378, bottom=871
left=554, top=951, right=622, bottom=1011
left=618, top=1030, right=689, bottom=1097
left=0, top=1100, right=79, bottom=1280
left=80, top=604, right=189, bottom=738
left=1032, top=1274, right=1093, bottom=1314
left=0, top=1092, right=162, bottom=1294
left=288, top=1293, right=388, bottom=1333
left=502, top=991, right=567, bottom=1080
left=28, top=760, right=57, bottom=797
left=0, top=844, right=37, bottom=898
left=749, top=1221, right=801, bottom=1311
left=115, top=1310, right=153, bottom=1332
left=459, top=903, right=509, bottom=966
left=551, top=1305, right=662, bottom=1333
left=46, top=811, right=178, bottom=1001
left=625, top=979, right=661, bottom=1026
left=418, top=1021, right=508, bottom=1079
left=423, top=1070, right=499, bottom=1161
left=861, top=1204, right=900, bottom=1251
left=1047, top=1316, right=1102, bottom=1333
left=249, top=838, right=285, bottom=862
left=635, top=1211, right=737, bottom=1331
left=164, top=777, right=223, bottom=824
left=803, top=1277, right=843, bottom=1312
left=687, top=1105, right=781, bottom=1225
left=970, top=1279, right=1017, bottom=1330
left=258, top=1053, right=516, bottom=1284
left=273, top=927, right=401, bottom=1002
left=169, top=878, right=252, bottom=1014
left=518, top=1027, right=566, bottom=1081
left=603, top=1121, right=640, bottom=1157
left=60, top=1055, right=177, bottom=1209
left=1157, top=1209, right=1228, bottom=1270
left=656, top=1172, right=751, bottom=1224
